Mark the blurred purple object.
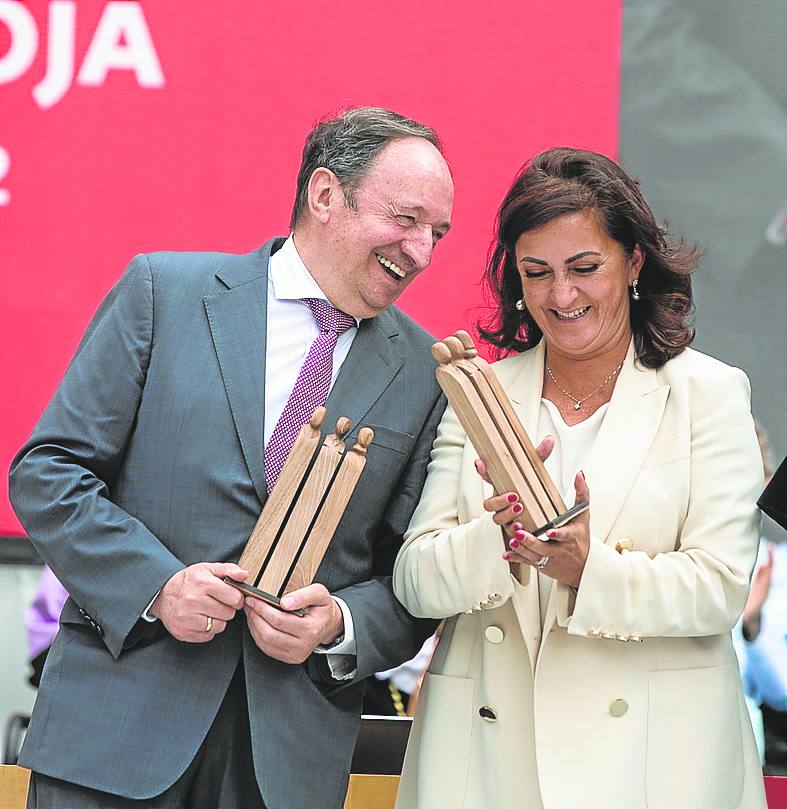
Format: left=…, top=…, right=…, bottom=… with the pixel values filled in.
left=26, top=566, right=68, bottom=660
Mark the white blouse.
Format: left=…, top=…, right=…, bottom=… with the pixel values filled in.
left=535, top=398, right=609, bottom=625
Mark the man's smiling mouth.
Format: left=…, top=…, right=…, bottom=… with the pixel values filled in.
left=552, top=306, right=590, bottom=320
left=375, top=253, right=406, bottom=280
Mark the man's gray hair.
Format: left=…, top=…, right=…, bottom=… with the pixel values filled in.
left=290, top=107, right=443, bottom=229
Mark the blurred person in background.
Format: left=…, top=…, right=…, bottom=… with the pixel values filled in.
left=393, top=148, right=765, bottom=809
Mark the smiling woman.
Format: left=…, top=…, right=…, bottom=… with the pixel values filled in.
left=393, top=148, right=766, bottom=808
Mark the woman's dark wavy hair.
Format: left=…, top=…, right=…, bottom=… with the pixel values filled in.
left=478, top=148, right=699, bottom=369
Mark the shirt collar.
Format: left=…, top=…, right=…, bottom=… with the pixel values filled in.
left=269, top=235, right=361, bottom=326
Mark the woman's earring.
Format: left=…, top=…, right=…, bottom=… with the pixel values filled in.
left=515, top=298, right=526, bottom=311
left=630, top=279, right=640, bottom=301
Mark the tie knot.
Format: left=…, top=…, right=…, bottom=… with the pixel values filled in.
left=303, top=298, right=355, bottom=335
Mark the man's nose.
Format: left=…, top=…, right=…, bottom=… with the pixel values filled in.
left=401, top=226, right=434, bottom=271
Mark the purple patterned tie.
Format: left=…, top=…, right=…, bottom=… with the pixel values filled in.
left=264, top=298, right=356, bottom=491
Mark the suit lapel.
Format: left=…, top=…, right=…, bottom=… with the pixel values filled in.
left=204, top=243, right=278, bottom=504
left=538, top=340, right=669, bottom=647
left=584, top=341, right=669, bottom=544
left=501, top=340, right=670, bottom=657
left=324, top=308, right=403, bottom=434
left=495, top=342, right=546, bottom=673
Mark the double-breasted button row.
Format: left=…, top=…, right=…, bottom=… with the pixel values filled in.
left=465, top=592, right=503, bottom=613
left=615, top=538, right=634, bottom=554
left=479, top=706, right=497, bottom=723
left=484, top=625, right=505, bottom=644
left=609, top=699, right=629, bottom=717
left=586, top=628, right=642, bottom=643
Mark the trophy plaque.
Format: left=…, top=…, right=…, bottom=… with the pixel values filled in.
left=226, top=407, right=374, bottom=611
left=432, top=330, right=587, bottom=580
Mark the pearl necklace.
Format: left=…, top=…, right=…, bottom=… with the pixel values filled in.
left=545, top=360, right=624, bottom=411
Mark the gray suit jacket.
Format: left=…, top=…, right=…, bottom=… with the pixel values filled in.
left=9, top=238, right=443, bottom=808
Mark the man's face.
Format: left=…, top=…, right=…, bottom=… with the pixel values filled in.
left=315, top=137, right=454, bottom=319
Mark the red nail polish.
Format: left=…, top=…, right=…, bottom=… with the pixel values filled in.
left=509, top=538, right=520, bottom=549
left=515, top=530, right=526, bottom=540
left=513, top=522, right=523, bottom=532
left=503, top=552, right=512, bottom=561
left=507, top=493, right=518, bottom=504
left=512, top=504, right=523, bottom=514
left=547, top=530, right=557, bottom=539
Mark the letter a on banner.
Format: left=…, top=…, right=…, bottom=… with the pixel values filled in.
left=77, top=2, right=164, bottom=88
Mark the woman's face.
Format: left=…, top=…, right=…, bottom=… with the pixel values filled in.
left=514, top=210, right=642, bottom=362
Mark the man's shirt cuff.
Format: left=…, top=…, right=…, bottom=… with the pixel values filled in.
left=313, top=596, right=357, bottom=680
left=142, top=591, right=160, bottom=622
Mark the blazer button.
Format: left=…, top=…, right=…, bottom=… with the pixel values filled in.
left=484, top=625, right=504, bottom=644
left=479, top=706, right=497, bottom=723
left=609, top=699, right=629, bottom=717
left=615, top=538, right=633, bottom=554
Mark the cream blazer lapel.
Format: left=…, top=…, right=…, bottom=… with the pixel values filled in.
left=538, top=339, right=670, bottom=639
left=496, top=340, right=547, bottom=672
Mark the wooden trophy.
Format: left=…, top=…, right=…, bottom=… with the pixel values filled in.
left=226, top=407, right=374, bottom=613
left=432, top=330, right=588, bottom=582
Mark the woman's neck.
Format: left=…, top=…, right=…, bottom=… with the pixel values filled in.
left=542, top=332, right=631, bottom=423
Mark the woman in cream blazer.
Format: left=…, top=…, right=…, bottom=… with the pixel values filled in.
left=393, top=149, right=765, bottom=809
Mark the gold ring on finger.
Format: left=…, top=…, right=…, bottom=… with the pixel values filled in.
left=205, top=615, right=213, bottom=633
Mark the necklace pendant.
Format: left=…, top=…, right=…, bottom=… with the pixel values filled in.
left=573, top=402, right=581, bottom=410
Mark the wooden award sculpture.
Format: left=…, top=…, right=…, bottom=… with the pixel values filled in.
left=226, top=408, right=373, bottom=613
left=432, top=330, right=588, bottom=581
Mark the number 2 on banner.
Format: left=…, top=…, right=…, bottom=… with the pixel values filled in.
left=0, top=146, right=10, bottom=206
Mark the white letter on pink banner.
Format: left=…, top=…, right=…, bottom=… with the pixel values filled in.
left=33, top=1, right=76, bottom=109
left=0, top=144, right=10, bottom=205
left=0, top=1, right=38, bottom=84
left=77, top=2, right=164, bottom=88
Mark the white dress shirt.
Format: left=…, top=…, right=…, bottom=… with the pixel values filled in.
left=267, top=235, right=359, bottom=669
left=146, top=236, right=359, bottom=675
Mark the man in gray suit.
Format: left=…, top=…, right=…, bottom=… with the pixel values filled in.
left=10, top=106, right=454, bottom=808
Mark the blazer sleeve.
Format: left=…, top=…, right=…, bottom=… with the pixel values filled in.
left=393, top=403, right=518, bottom=619
left=9, top=255, right=185, bottom=659
left=567, top=363, right=763, bottom=639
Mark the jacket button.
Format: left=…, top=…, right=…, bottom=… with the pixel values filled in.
left=609, top=699, right=629, bottom=717
left=484, top=625, right=504, bottom=644
left=479, top=706, right=497, bottom=723
left=615, top=538, right=633, bottom=554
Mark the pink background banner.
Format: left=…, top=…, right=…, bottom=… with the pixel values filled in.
left=1, top=0, right=621, bottom=535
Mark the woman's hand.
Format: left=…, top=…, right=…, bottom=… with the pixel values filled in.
left=475, top=436, right=554, bottom=545
left=505, top=470, right=591, bottom=589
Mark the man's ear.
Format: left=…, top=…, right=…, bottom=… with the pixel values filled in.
left=307, top=167, right=341, bottom=224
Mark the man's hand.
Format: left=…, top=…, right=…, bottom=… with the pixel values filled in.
left=149, top=562, right=247, bottom=642
left=244, top=583, right=344, bottom=664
